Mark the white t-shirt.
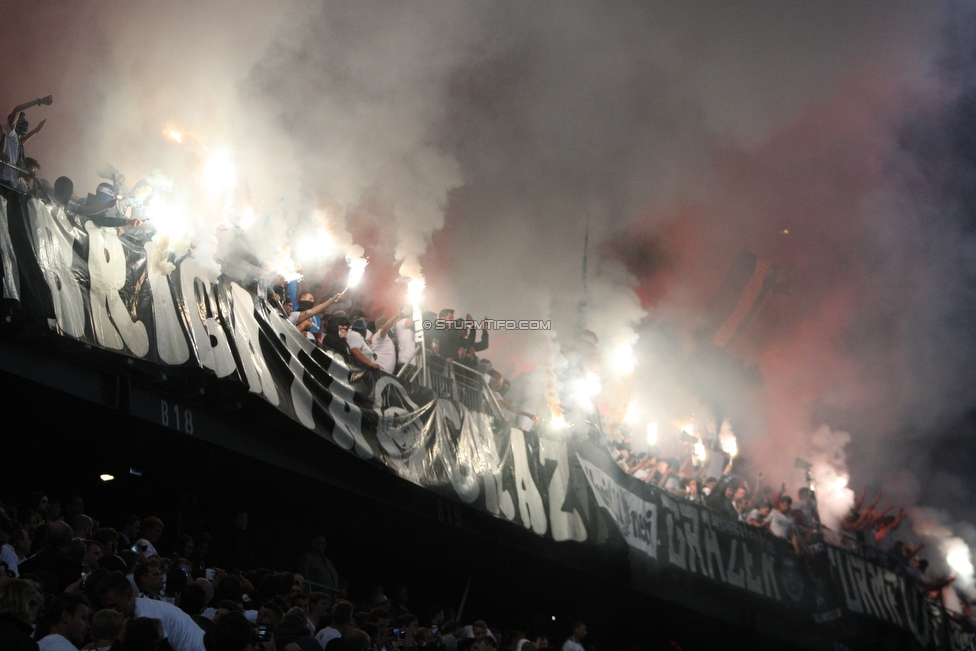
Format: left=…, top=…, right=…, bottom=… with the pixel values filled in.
left=134, top=596, right=206, bottom=651
left=288, top=311, right=316, bottom=341
left=316, top=626, right=342, bottom=648
left=562, top=637, right=585, bottom=651
left=134, top=538, right=158, bottom=558
left=345, top=331, right=376, bottom=362
left=370, top=330, right=396, bottom=373
left=395, top=319, right=416, bottom=365
left=2, top=130, right=21, bottom=183
left=1, top=542, right=19, bottom=577
left=746, top=508, right=766, bottom=526
left=38, top=634, right=79, bottom=651
left=766, top=509, right=797, bottom=540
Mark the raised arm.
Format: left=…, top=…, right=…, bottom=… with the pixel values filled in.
left=21, top=119, right=46, bottom=144
left=292, top=293, right=341, bottom=326
left=7, top=96, right=52, bottom=127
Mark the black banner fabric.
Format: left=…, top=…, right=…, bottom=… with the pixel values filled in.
left=3, top=191, right=974, bottom=649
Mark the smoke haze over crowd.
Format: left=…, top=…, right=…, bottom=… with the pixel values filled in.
left=3, top=0, right=976, bottom=586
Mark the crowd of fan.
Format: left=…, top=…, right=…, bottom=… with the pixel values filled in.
left=0, top=493, right=588, bottom=651
left=270, top=282, right=536, bottom=425
left=608, top=437, right=962, bottom=603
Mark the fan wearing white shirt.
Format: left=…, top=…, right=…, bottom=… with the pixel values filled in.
left=36, top=593, right=90, bottom=651
left=96, top=571, right=205, bottom=651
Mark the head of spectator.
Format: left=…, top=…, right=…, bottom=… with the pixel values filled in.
left=472, top=620, right=489, bottom=644
left=205, top=610, right=253, bottom=651
left=21, top=157, right=40, bottom=190
left=179, top=581, right=210, bottom=617
left=340, top=628, right=373, bottom=651
left=350, top=319, right=368, bottom=339
left=174, top=534, right=194, bottom=559
left=36, top=592, right=91, bottom=647
left=776, top=495, right=793, bottom=514
left=83, top=539, right=103, bottom=567
left=0, top=578, right=43, bottom=627
left=684, top=478, right=700, bottom=501
left=140, top=517, right=163, bottom=545
left=93, top=528, right=120, bottom=556
left=438, top=309, right=455, bottom=322
left=308, top=591, right=329, bottom=626
left=134, top=561, right=164, bottom=597
left=62, top=494, right=85, bottom=523
left=121, top=617, right=164, bottom=651
left=90, top=608, right=123, bottom=649
left=26, top=492, right=50, bottom=521
left=192, top=532, right=212, bottom=559
left=289, top=592, right=308, bottom=613
left=213, top=600, right=244, bottom=623
left=570, top=622, right=587, bottom=642
left=96, top=571, right=139, bottom=618
left=120, top=515, right=140, bottom=545
left=214, top=574, right=244, bottom=604
left=256, top=602, right=283, bottom=629
left=733, top=486, right=748, bottom=502
left=278, top=606, right=313, bottom=644
left=47, top=521, right=73, bottom=552
left=54, top=176, right=74, bottom=207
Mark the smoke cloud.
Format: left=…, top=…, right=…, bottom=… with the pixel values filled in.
left=3, top=0, right=976, bottom=583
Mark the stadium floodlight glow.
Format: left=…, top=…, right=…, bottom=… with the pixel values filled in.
left=100, top=474, right=115, bottom=482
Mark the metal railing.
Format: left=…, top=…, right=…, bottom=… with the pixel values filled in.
left=396, top=346, right=505, bottom=421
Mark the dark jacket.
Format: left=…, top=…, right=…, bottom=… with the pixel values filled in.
left=0, top=614, right=39, bottom=651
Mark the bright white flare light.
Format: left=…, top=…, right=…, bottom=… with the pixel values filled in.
left=551, top=415, right=569, bottom=430
left=833, top=475, right=849, bottom=490
left=239, top=205, right=257, bottom=229
left=624, top=400, right=640, bottom=425
left=646, top=421, right=658, bottom=446
left=581, top=373, right=602, bottom=397
left=946, top=538, right=974, bottom=581
left=681, top=422, right=694, bottom=437
left=202, top=148, right=237, bottom=197
left=720, top=436, right=738, bottom=458
left=407, top=278, right=426, bottom=304
left=612, top=344, right=637, bottom=375
left=100, top=474, right=115, bottom=482
left=347, top=258, right=367, bottom=287
left=165, top=129, right=183, bottom=144
left=694, top=440, right=707, bottom=462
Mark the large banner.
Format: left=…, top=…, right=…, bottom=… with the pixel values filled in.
left=2, top=190, right=972, bottom=649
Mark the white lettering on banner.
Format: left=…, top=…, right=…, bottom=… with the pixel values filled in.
left=578, top=456, right=657, bottom=559
left=228, top=283, right=277, bottom=404
left=510, top=428, right=547, bottom=535
left=659, top=494, right=775, bottom=599
left=144, top=240, right=190, bottom=365
left=538, top=437, right=586, bottom=542
left=178, top=257, right=235, bottom=376
left=319, top=351, right=370, bottom=458
left=29, top=202, right=85, bottom=336
left=373, top=376, right=427, bottom=472
left=464, top=409, right=514, bottom=520
left=0, top=196, right=20, bottom=301
left=85, top=222, right=149, bottom=356
left=265, top=311, right=315, bottom=429
left=431, top=400, right=480, bottom=503
left=826, top=547, right=930, bottom=643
